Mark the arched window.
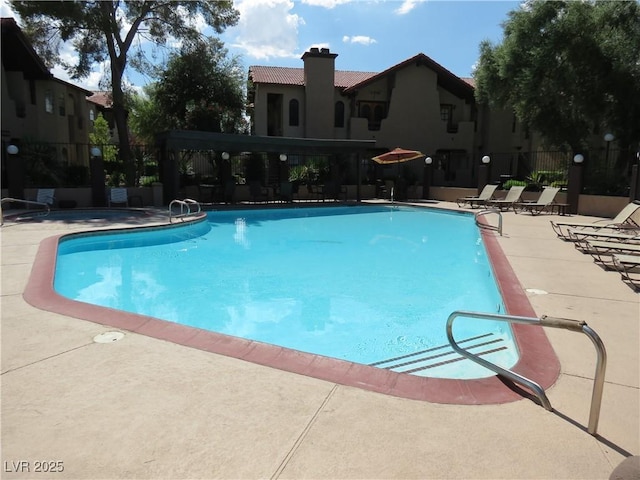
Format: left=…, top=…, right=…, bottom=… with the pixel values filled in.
left=289, top=99, right=299, bottom=126
left=334, top=101, right=345, bottom=128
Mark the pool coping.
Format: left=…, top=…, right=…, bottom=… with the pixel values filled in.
left=23, top=208, right=560, bottom=405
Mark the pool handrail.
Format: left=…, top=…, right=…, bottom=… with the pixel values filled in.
left=475, top=208, right=502, bottom=236
left=169, top=198, right=201, bottom=222
left=1, top=197, right=51, bottom=226
left=446, top=310, right=606, bottom=435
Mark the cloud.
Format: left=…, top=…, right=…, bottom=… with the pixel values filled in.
left=301, top=0, right=352, bottom=8
left=229, top=0, right=305, bottom=60
left=394, top=0, right=426, bottom=15
left=342, top=35, right=377, bottom=46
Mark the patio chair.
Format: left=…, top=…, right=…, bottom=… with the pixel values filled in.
left=485, top=186, right=525, bottom=211
left=108, top=187, right=129, bottom=207
left=249, top=181, right=269, bottom=203
left=612, top=254, right=640, bottom=290
left=567, top=228, right=640, bottom=245
left=550, top=201, right=640, bottom=240
left=33, top=188, right=56, bottom=206
left=456, top=184, right=498, bottom=208
left=575, top=239, right=640, bottom=269
left=513, top=187, right=560, bottom=215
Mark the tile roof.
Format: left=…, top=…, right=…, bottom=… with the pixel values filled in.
left=249, top=66, right=378, bottom=89
left=87, top=91, right=113, bottom=108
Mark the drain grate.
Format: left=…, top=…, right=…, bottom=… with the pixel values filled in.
left=93, top=331, right=125, bottom=343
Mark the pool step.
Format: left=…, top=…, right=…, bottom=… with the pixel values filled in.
left=369, top=333, right=508, bottom=374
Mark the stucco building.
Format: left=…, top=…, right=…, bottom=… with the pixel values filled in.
left=249, top=48, right=534, bottom=187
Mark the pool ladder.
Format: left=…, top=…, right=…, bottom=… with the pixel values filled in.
left=446, top=310, right=607, bottom=435
left=475, top=208, right=502, bottom=235
left=168, top=198, right=201, bottom=222
left=1, top=197, right=50, bottom=226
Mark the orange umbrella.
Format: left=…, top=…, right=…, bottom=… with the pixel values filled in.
left=372, top=147, right=425, bottom=165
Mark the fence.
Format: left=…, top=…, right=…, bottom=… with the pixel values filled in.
left=3, top=141, right=637, bottom=197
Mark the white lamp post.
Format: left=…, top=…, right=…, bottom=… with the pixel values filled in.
left=6, top=144, right=19, bottom=155
left=221, top=152, right=230, bottom=160
left=604, top=133, right=614, bottom=165
left=279, top=154, right=287, bottom=162
left=482, top=155, right=491, bottom=164
left=90, top=146, right=102, bottom=158
left=425, top=156, right=432, bottom=165
left=573, top=153, right=584, bottom=164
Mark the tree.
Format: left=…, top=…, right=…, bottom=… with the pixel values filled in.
left=89, top=113, right=118, bottom=163
left=474, top=0, right=640, bottom=153
left=10, top=0, right=239, bottom=185
left=153, top=38, right=248, bottom=134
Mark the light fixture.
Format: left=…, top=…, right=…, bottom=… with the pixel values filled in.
left=482, top=155, right=491, bottom=164
left=221, top=152, right=230, bottom=160
left=279, top=153, right=287, bottom=162
left=425, top=156, right=433, bottom=165
left=573, top=154, right=584, bottom=164
left=6, top=144, right=18, bottom=155
left=604, top=133, right=614, bottom=142
left=90, top=146, right=101, bottom=157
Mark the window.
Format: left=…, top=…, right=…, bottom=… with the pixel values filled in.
left=288, top=99, right=299, bottom=126
left=89, top=109, right=95, bottom=122
left=358, top=101, right=386, bottom=131
left=440, top=104, right=457, bottom=133
left=45, top=90, right=54, bottom=114
left=334, top=101, right=345, bottom=128
left=59, top=94, right=66, bottom=116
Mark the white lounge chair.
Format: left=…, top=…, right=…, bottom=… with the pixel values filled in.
left=576, top=239, right=640, bottom=269
left=456, top=184, right=498, bottom=208
left=550, top=201, right=640, bottom=240
left=612, top=254, right=640, bottom=290
left=108, top=187, right=129, bottom=207
left=485, top=186, right=525, bottom=211
left=35, top=188, right=56, bottom=206
left=513, top=187, right=560, bottom=215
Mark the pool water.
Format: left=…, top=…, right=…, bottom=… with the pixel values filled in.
left=54, top=206, right=519, bottom=379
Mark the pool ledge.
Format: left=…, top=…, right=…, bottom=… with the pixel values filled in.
left=24, top=224, right=560, bottom=406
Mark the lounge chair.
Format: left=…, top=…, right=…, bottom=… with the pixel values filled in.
left=612, top=254, right=640, bottom=290
left=485, top=186, right=525, bottom=211
left=576, top=239, right=640, bottom=269
left=456, top=184, right=498, bottom=208
left=108, top=187, right=129, bottom=207
left=567, top=228, right=640, bottom=244
left=550, top=201, right=640, bottom=240
left=31, top=188, right=56, bottom=206
left=513, top=187, right=560, bottom=215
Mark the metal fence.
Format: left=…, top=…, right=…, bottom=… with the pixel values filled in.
left=4, top=141, right=637, bottom=197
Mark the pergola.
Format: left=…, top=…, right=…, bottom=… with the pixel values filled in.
left=155, top=130, right=377, bottom=202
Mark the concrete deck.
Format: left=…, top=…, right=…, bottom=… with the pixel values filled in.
left=1, top=203, right=638, bottom=479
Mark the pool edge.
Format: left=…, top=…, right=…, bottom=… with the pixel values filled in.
left=23, top=210, right=560, bottom=406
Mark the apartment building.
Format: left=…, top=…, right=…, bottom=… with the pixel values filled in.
left=249, top=48, right=532, bottom=186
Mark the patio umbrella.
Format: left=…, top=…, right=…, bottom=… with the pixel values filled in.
left=371, top=147, right=425, bottom=165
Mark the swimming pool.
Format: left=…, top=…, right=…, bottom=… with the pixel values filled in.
left=54, top=205, right=519, bottom=379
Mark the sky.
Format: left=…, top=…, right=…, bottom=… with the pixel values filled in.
left=0, top=0, right=523, bottom=92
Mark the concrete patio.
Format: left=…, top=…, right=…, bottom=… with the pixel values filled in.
left=1, top=202, right=638, bottom=479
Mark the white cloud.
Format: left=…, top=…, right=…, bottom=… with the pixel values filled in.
left=301, top=0, right=352, bottom=8
left=229, top=0, right=305, bottom=60
left=394, top=0, right=426, bottom=15
left=342, top=35, right=377, bottom=46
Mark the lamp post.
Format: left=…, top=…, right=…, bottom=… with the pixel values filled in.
left=604, top=133, right=614, bottom=165
left=5, top=144, right=25, bottom=199
left=478, top=155, right=491, bottom=194
left=422, top=156, right=433, bottom=200
left=90, top=146, right=106, bottom=207
left=566, top=153, right=584, bottom=215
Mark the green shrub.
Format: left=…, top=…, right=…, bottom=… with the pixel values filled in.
left=502, top=179, right=526, bottom=190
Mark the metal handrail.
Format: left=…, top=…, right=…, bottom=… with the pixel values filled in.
left=446, top=310, right=607, bottom=435
left=168, top=198, right=201, bottom=222
left=475, top=208, right=502, bottom=236
left=1, top=197, right=51, bottom=226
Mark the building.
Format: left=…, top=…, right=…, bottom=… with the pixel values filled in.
left=1, top=18, right=96, bottom=168
left=248, top=48, right=533, bottom=187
